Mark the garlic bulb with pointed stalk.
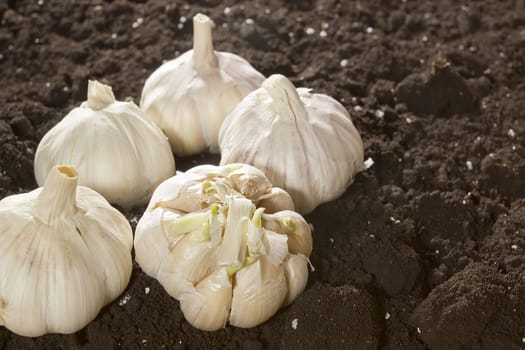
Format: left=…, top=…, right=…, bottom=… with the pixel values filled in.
left=219, top=74, right=365, bottom=214
left=0, top=166, right=133, bottom=337
left=34, top=80, right=175, bottom=209
left=140, top=13, right=265, bottom=156
left=134, top=163, right=312, bottom=331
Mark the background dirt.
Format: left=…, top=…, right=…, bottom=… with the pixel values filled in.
left=1, top=0, right=525, bottom=349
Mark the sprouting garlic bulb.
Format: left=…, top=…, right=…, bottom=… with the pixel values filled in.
left=135, top=163, right=312, bottom=331
left=140, top=13, right=265, bottom=156
left=0, top=166, right=133, bottom=337
left=219, top=74, right=365, bottom=214
left=34, top=80, right=175, bottom=209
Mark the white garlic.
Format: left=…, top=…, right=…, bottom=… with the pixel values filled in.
left=34, top=80, right=175, bottom=209
left=134, top=163, right=311, bottom=330
left=0, top=166, right=133, bottom=337
left=219, top=74, right=365, bottom=214
left=140, top=13, right=265, bottom=156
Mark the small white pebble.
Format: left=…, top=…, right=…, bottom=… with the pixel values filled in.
left=177, top=23, right=184, bottom=30
left=245, top=18, right=254, bottom=25
left=483, top=68, right=492, bottom=75
left=118, top=294, right=131, bottom=306
left=291, top=318, right=299, bottom=330
left=499, top=51, right=506, bottom=58
left=111, top=33, right=117, bottom=39
left=469, top=45, right=477, bottom=52
left=34, top=38, right=41, bottom=44
left=462, top=199, right=467, bottom=205
left=375, top=110, right=385, bottom=119
left=37, top=0, right=44, bottom=6
left=417, top=327, right=422, bottom=334
left=435, top=250, right=439, bottom=254
left=511, top=244, right=518, bottom=250
left=142, top=339, right=147, bottom=344
left=522, top=337, right=525, bottom=343
left=369, top=234, right=375, bottom=239
left=366, top=26, right=373, bottom=33
left=421, top=35, right=428, bottom=42
left=183, top=4, right=189, bottom=10
left=288, top=32, right=294, bottom=38
left=63, top=86, right=69, bottom=92
left=145, top=287, right=150, bottom=294
left=512, top=145, right=516, bottom=151
left=354, top=105, right=363, bottom=112
left=406, top=117, right=413, bottom=123
left=224, top=7, right=231, bottom=15
left=385, top=312, right=391, bottom=320
left=340, top=59, right=348, bottom=67
left=265, top=8, right=271, bottom=14
left=45, top=82, right=51, bottom=88
left=305, top=27, right=315, bottom=35
left=322, top=22, right=330, bottom=29
left=419, top=58, right=425, bottom=64
left=364, top=157, right=374, bottom=169
left=319, top=30, right=327, bottom=38
left=329, top=237, right=334, bottom=244
left=466, top=160, right=473, bottom=171
left=507, top=129, right=516, bottom=138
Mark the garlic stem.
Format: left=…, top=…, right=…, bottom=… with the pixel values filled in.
left=262, top=74, right=307, bottom=122
left=192, top=13, right=218, bottom=70
left=86, top=80, right=116, bottom=110
left=218, top=197, right=254, bottom=267
left=33, top=165, right=78, bottom=223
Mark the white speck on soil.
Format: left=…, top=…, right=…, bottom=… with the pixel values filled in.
left=417, top=327, right=422, bottom=334
left=118, top=294, right=131, bottom=306
left=385, top=312, right=391, bottom=320
left=507, top=129, right=516, bottom=138
left=319, top=30, right=327, bottom=37
left=291, top=318, right=299, bottom=330
left=111, top=33, right=117, bottom=39
left=511, top=244, right=518, bottom=250
left=179, top=16, right=186, bottom=23
left=375, top=109, right=385, bottom=119
left=245, top=18, right=254, bottom=24
left=305, top=27, right=315, bottom=35
left=466, top=160, right=473, bottom=171
left=45, top=82, right=50, bottom=88
left=422, top=35, right=428, bottom=42
left=145, top=287, right=151, bottom=294
left=354, top=105, right=363, bottom=112
left=322, top=22, right=329, bottom=29
left=364, top=157, right=374, bottom=169
left=366, top=26, right=373, bottom=33
left=340, top=59, right=348, bottom=67
left=224, top=7, right=231, bottom=15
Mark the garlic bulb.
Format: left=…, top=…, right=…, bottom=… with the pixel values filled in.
left=135, top=163, right=312, bottom=330
left=219, top=74, right=365, bottom=214
left=140, top=13, right=265, bottom=156
left=34, top=80, right=175, bottom=209
left=0, top=166, right=133, bottom=337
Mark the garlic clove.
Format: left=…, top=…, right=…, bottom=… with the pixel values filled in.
left=218, top=197, right=254, bottom=268
left=283, top=254, right=309, bottom=305
left=35, top=80, right=175, bottom=209
left=262, top=210, right=313, bottom=257
left=219, top=74, right=365, bottom=214
left=256, top=187, right=295, bottom=213
left=141, top=13, right=265, bottom=156
left=158, top=231, right=218, bottom=299
left=179, top=267, right=232, bottom=331
left=229, top=256, right=288, bottom=328
left=0, top=165, right=132, bottom=337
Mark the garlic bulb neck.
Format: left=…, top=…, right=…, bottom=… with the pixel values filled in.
left=34, top=166, right=78, bottom=223
left=192, top=13, right=218, bottom=70
left=262, top=74, right=307, bottom=122
left=86, top=80, right=116, bottom=110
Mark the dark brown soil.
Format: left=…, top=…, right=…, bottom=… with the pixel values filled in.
left=1, top=0, right=525, bottom=349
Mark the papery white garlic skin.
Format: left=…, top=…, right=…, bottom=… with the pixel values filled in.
left=219, top=74, right=365, bottom=214
left=0, top=166, right=133, bottom=337
left=140, top=13, right=265, bottom=156
left=34, top=80, right=175, bottom=209
left=134, top=163, right=313, bottom=330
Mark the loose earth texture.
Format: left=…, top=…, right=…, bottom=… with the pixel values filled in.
left=1, top=0, right=524, bottom=349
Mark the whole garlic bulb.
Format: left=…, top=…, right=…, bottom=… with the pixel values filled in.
left=0, top=166, right=133, bottom=337
left=140, top=13, right=265, bottom=156
left=134, top=163, right=312, bottom=331
left=34, top=80, right=175, bottom=209
left=219, top=74, right=365, bottom=214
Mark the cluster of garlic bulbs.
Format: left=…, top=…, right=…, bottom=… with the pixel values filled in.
left=134, top=164, right=312, bottom=330
left=141, top=13, right=265, bottom=156
left=219, top=74, right=365, bottom=214
left=35, top=80, right=175, bottom=209
left=0, top=166, right=133, bottom=337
